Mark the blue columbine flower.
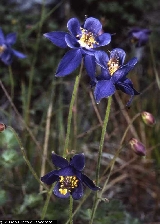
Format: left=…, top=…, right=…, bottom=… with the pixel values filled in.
left=128, top=28, right=151, bottom=47
left=93, top=48, right=139, bottom=106
left=41, top=152, right=100, bottom=200
left=43, top=17, right=111, bottom=80
left=0, top=28, right=26, bottom=65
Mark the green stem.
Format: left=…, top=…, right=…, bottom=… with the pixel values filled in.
left=149, top=41, right=160, bottom=90
left=69, top=196, right=73, bottom=224
left=63, top=60, right=83, bottom=157
left=41, top=184, right=55, bottom=220
left=89, top=112, right=141, bottom=224
left=96, top=96, right=112, bottom=185
left=65, top=190, right=90, bottom=224
left=89, top=96, right=112, bottom=224
left=66, top=112, right=141, bottom=223
left=26, top=0, right=46, bottom=124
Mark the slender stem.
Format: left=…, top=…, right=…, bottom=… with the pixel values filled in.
left=89, top=96, right=112, bottom=224
left=96, top=96, right=112, bottom=185
left=149, top=40, right=160, bottom=90
left=63, top=60, right=83, bottom=157
left=89, top=112, right=141, bottom=224
left=41, top=184, right=55, bottom=220
left=66, top=112, right=141, bottom=223
left=26, top=0, right=46, bottom=124
left=40, top=95, right=53, bottom=192
left=65, top=190, right=91, bottom=224
left=6, top=126, right=48, bottom=191
left=69, top=196, right=73, bottom=224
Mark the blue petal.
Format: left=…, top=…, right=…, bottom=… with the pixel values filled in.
left=84, top=17, right=102, bottom=35
left=55, top=49, right=82, bottom=77
left=96, top=33, right=111, bottom=47
left=0, top=28, right=5, bottom=45
left=41, top=170, right=59, bottom=185
left=98, top=68, right=111, bottom=80
left=71, top=182, right=83, bottom=200
left=54, top=182, right=70, bottom=198
left=65, top=34, right=79, bottom=48
left=70, top=153, right=85, bottom=171
left=81, top=48, right=95, bottom=56
left=43, top=31, right=67, bottom=48
left=52, top=152, right=69, bottom=168
left=82, top=174, right=100, bottom=191
left=94, top=80, right=115, bottom=103
left=112, top=57, right=138, bottom=83
left=67, top=18, right=81, bottom=37
left=110, top=48, right=126, bottom=65
left=131, top=29, right=150, bottom=41
left=12, top=49, right=26, bottom=59
left=84, top=55, right=96, bottom=81
left=116, top=79, right=140, bottom=106
left=95, top=50, right=109, bottom=70
left=55, top=166, right=76, bottom=176
left=116, top=78, right=140, bottom=95
left=1, top=49, right=13, bottom=65
left=6, top=32, right=17, bottom=45
left=126, top=95, right=134, bottom=107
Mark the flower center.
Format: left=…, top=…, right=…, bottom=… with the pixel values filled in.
left=107, top=57, right=119, bottom=76
left=77, top=28, right=99, bottom=49
left=0, top=45, right=6, bottom=54
left=59, top=176, right=79, bottom=195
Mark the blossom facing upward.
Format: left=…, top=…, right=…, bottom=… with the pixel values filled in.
left=128, top=28, right=151, bottom=47
left=0, top=28, right=26, bottom=65
left=41, top=152, right=100, bottom=200
left=93, top=48, right=139, bottom=106
left=43, top=17, right=111, bottom=79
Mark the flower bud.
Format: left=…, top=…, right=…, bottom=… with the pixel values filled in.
left=141, top=111, right=156, bottom=127
left=0, top=123, right=6, bottom=132
left=129, top=138, right=146, bottom=156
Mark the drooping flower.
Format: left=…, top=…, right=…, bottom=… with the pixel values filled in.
left=128, top=28, right=151, bottom=47
left=41, top=152, right=100, bottom=200
left=93, top=48, right=139, bottom=106
left=43, top=17, right=111, bottom=80
left=141, top=111, right=156, bottom=127
left=129, top=138, right=146, bottom=156
left=0, top=28, right=26, bottom=65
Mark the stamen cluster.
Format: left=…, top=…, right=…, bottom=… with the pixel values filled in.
left=59, top=176, right=79, bottom=195
left=78, top=28, right=99, bottom=49
left=107, top=58, right=119, bottom=76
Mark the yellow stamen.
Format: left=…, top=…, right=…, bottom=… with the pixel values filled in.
left=107, top=58, right=119, bottom=76
left=0, top=45, right=6, bottom=54
left=59, top=188, right=68, bottom=195
left=77, top=28, right=99, bottom=49
left=59, top=175, right=79, bottom=195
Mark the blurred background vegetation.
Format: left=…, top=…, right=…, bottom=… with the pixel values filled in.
left=0, top=0, right=160, bottom=223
